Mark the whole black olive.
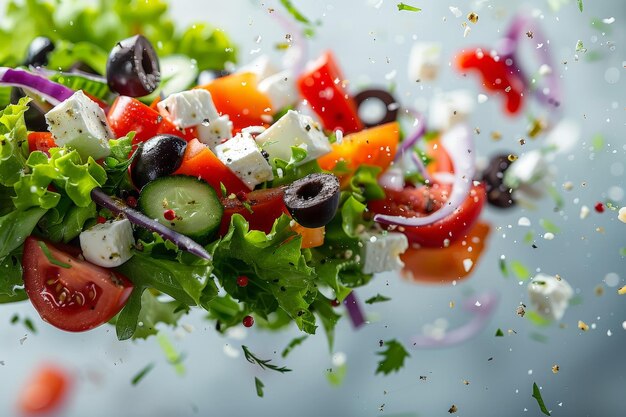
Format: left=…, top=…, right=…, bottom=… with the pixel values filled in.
left=10, top=88, right=48, bottom=131
left=283, top=173, right=340, bottom=228
left=131, top=135, right=187, bottom=189
left=23, top=36, right=55, bottom=67
left=106, top=35, right=160, bottom=97
left=353, top=88, right=399, bottom=127
left=482, top=154, right=516, bottom=209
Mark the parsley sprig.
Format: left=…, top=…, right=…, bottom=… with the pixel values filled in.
left=242, top=345, right=292, bottom=373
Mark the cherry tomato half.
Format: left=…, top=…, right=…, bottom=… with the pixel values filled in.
left=22, top=237, right=133, bottom=332
left=17, top=364, right=70, bottom=415
left=219, top=188, right=287, bottom=236
left=27, top=132, right=56, bottom=155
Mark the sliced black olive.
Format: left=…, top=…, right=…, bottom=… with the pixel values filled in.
left=353, top=88, right=399, bottom=127
left=283, top=173, right=340, bottom=228
left=106, top=35, right=160, bottom=97
left=131, top=135, right=187, bottom=190
left=481, top=154, right=516, bottom=209
left=10, top=87, right=48, bottom=131
left=23, top=36, right=55, bottom=67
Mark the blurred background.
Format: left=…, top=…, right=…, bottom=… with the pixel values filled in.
left=1, top=0, right=624, bottom=416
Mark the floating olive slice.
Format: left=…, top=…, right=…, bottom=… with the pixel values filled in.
left=353, top=88, right=399, bottom=127
left=482, top=154, right=516, bottom=209
left=106, top=35, right=160, bottom=97
left=131, top=135, right=187, bottom=190
left=283, top=173, right=340, bottom=228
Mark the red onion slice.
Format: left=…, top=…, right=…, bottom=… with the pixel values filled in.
left=374, top=124, right=475, bottom=227
left=344, top=291, right=366, bottom=329
left=395, top=109, right=426, bottom=161
left=410, top=291, right=499, bottom=348
left=0, top=67, right=74, bottom=105
left=269, top=9, right=309, bottom=78
left=378, top=167, right=405, bottom=191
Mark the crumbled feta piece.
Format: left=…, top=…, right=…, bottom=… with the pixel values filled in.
left=360, top=232, right=409, bottom=274
left=407, top=42, right=442, bottom=82
left=504, top=150, right=547, bottom=189
left=157, top=89, right=219, bottom=128
left=257, top=70, right=298, bottom=111
left=214, top=132, right=273, bottom=189
left=428, top=90, right=474, bottom=131
left=197, top=115, right=233, bottom=150
left=236, top=55, right=278, bottom=80
left=618, top=207, right=626, bottom=224
left=527, top=273, right=574, bottom=321
left=45, top=90, right=111, bottom=160
left=79, top=218, right=134, bottom=267
left=255, top=110, right=331, bottom=165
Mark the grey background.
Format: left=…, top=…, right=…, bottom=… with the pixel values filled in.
left=1, top=0, right=625, bottom=416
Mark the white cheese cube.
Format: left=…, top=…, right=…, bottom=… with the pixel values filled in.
left=157, top=89, right=219, bottom=128
left=361, top=232, right=409, bottom=274
left=527, top=273, right=574, bottom=321
left=214, top=132, right=273, bottom=189
left=45, top=90, right=111, bottom=160
left=237, top=55, right=278, bottom=81
left=257, top=70, right=298, bottom=111
left=255, top=110, right=331, bottom=165
left=504, top=150, right=547, bottom=189
left=408, top=42, right=442, bottom=82
left=196, top=115, right=233, bottom=150
left=428, top=90, right=474, bottom=131
left=79, top=218, right=135, bottom=267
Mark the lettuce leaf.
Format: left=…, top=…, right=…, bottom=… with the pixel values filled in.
left=0, top=98, right=30, bottom=187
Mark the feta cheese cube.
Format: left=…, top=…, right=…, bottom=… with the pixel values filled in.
left=504, top=150, right=547, bottom=189
left=255, top=110, right=331, bottom=165
left=214, top=132, right=273, bottom=189
left=79, top=218, right=135, bottom=267
left=527, top=273, right=574, bottom=321
left=257, top=70, right=298, bottom=111
left=157, top=89, right=219, bottom=128
left=428, top=90, right=474, bottom=131
left=408, top=42, right=442, bottom=82
left=45, top=90, right=111, bottom=160
left=197, top=115, right=233, bottom=150
left=237, top=55, right=278, bottom=81
left=361, top=232, right=409, bottom=274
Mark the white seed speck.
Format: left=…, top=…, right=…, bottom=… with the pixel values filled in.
left=543, top=232, right=555, bottom=240
left=607, top=330, right=612, bottom=336
left=475, top=301, right=481, bottom=307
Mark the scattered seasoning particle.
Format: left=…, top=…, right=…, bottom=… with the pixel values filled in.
left=467, top=12, right=478, bottom=23
left=463, top=379, right=470, bottom=385
left=594, top=202, right=604, bottom=213
left=526, top=31, right=534, bottom=38
left=449, top=301, right=455, bottom=308
left=243, top=315, right=255, bottom=328
left=419, top=375, right=427, bottom=381
left=516, top=305, right=526, bottom=317
left=237, top=276, right=249, bottom=287
left=551, top=365, right=560, bottom=374
left=488, top=357, right=493, bottom=361
left=617, top=286, right=626, bottom=295
left=448, top=404, right=458, bottom=413
left=491, top=131, right=502, bottom=140
left=594, top=285, right=604, bottom=296
left=126, top=195, right=137, bottom=208
left=507, top=154, right=518, bottom=162
left=578, top=320, right=589, bottom=331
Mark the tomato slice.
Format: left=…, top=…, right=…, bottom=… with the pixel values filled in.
left=22, top=237, right=133, bottom=332
left=297, top=51, right=363, bottom=134
left=219, top=187, right=287, bottom=236
left=400, top=222, right=491, bottom=284
left=369, top=182, right=487, bottom=248
left=27, top=132, right=57, bottom=155
left=173, top=138, right=248, bottom=195
left=18, top=364, right=70, bottom=415
left=107, top=96, right=196, bottom=145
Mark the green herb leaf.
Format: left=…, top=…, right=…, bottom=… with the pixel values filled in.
left=0, top=207, right=47, bottom=259
left=0, top=97, right=30, bottom=187
left=254, top=376, right=265, bottom=397
left=37, top=241, right=72, bottom=268
left=375, top=339, right=410, bottom=375
left=539, top=219, right=560, bottom=234
left=279, top=0, right=311, bottom=24
left=577, top=0, right=583, bottom=12
left=281, top=335, right=308, bottom=358
left=156, top=332, right=185, bottom=376
left=365, top=294, right=391, bottom=304
left=131, top=363, right=155, bottom=386
left=350, top=165, right=385, bottom=202
left=499, top=257, right=509, bottom=277
left=510, top=260, right=531, bottom=280
left=526, top=311, right=552, bottom=327
left=242, top=345, right=292, bottom=373
left=326, top=362, right=347, bottom=386
left=397, top=2, right=421, bottom=12
left=532, top=382, right=551, bottom=416
left=495, top=328, right=504, bottom=337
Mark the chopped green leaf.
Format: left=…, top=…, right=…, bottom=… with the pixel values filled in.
left=547, top=186, right=564, bottom=211
left=156, top=332, right=185, bottom=376
left=326, top=362, right=347, bottom=386
left=577, top=0, right=583, bottom=12
left=532, top=382, right=551, bottom=416
left=37, top=242, right=72, bottom=269
left=375, top=339, right=410, bottom=375
left=397, top=2, right=421, bottom=12
left=254, top=376, right=265, bottom=397
left=510, top=260, right=531, bottom=280
left=499, top=257, right=509, bottom=277
left=365, top=294, right=391, bottom=305
left=619, top=247, right=626, bottom=257
left=539, top=219, right=560, bottom=234
left=591, top=134, right=604, bottom=152
left=526, top=311, right=552, bottom=327
left=279, top=0, right=311, bottom=24
left=575, top=40, right=587, bottom=53
left=529, top=332, right=549, bottom=343
left=495, top=328, right=504, bottom=337
left=281, top=335, right=308, bottom=358
left=131, top=363, right=155, bottom=386
left=242, top=345, right=292, bottom=373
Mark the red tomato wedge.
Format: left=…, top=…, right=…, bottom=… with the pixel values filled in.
left=107, top=96, right=195, bottom=145
left=196, top=72, right=273, bottom=132
left=400, top=222, right=491, bottom=284
left=297, top=51, right=363, bottom=134
left=18, top=364, right=71, bottom=415
left=27, top=132, right=56, bottom=155
left=219, top=188, right=287, bottom=236
left=22, top=237, right=133, bottom=332
left=318, top=121, right=399, bottom=173
left=173, top=138, right=248, bottom=195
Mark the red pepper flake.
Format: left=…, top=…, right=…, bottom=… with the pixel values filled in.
left=237, top=275, right=249, bottom=287
left=96, top=216, right=107, bottom=224
left=330, top=299, right=341, bottom=307
left=594, top=202, right=604, bottom=213
left=236, top=191, right=248, bottom=201
left=163, top=209, right=176, bottom=221
left=126, top=196, right=138, bottom=208
left=242, top=315, right=254, bottom=327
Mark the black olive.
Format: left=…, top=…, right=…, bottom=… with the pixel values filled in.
left=353, top=88, right=399, bottom=127
left=23, top=36, right=55, bottom=67
left=283, top=173, right=340, bottom=228
left=481, top=154, right=516, bottom=209
left=131, top=135, right=187, bottom=189
left=10, top=88, right=48, bottom=131
left=106, top=35, right=160, bottom=97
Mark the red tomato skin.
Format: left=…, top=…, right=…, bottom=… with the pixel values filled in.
left=22, top=237, right=134, bottom=332
left=370, top=183, right=487, bottom=248
left=219, top=188, right=287, bottom=236
left=18, top=364, right=71, bottom=416
left=27, top=132, right=56, bottom=155
left=297, top=51, right=363, bottom=134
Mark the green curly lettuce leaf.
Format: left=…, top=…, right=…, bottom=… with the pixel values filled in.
left=0, top=97, right=30, bottom=187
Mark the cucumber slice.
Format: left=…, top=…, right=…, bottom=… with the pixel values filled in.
left=140, top=55, right=199, bottom=103
left=138, top=176, right=223, bottom=240
left=48, top=72, right=111, bottom=101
